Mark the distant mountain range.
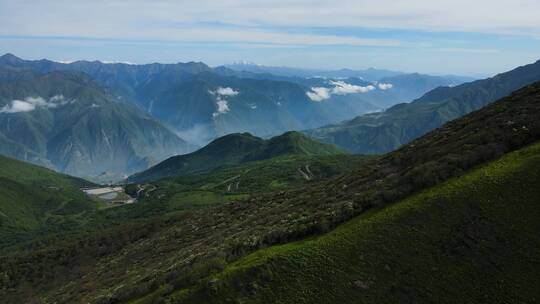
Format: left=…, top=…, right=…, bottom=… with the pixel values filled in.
left=306, top=59, right=540, bottom=153
left=0, top=54, right=470, bottom=147
left=223, top=62, right=404, bottom=81
left=0, top=53, right=477, bottom=179
left=0, top=65, right=192, bottom=178
left=129, top=131, right=345, bottom=183
left=223, top=62, right=475, bottom=83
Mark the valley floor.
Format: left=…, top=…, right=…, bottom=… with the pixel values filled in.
left=82, top=186, right=135, bottom=206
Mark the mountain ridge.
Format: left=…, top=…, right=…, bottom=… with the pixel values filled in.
left=128, top=131, right=346, bottom=183
left=305, top=58, right=540, bottom=153
left=0, top=68, right=193, bottom=178
left=1, top=54, right=470, bottom=147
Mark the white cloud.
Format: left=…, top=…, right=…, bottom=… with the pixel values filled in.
left=330, top=81, right=376, bottom=94
left=306, top=81, right=377, bottom=101
left=209, top=87, right=237, bottom=117
left=377, top=83, right=394, bottom=90
left=212, top=97, right=230, bottom=117
left=209, top=87, right=240, bottom=97
left=216, top=98, right=229, bottom=113
left=215, top=87, right=239, bottom=96
left=0, top=95, right=73, bottom=113
left=100, top=60, right=135, bottom=65
left=306, top=87, right=332, bottom=101
left=1, top=99, right=37, bottom=113
left=49, top=95, right=64, bottom=103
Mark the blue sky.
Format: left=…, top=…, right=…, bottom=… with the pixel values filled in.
left=1, top=0, right=539, bottom=76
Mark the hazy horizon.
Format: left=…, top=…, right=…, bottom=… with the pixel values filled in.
left=1, top=1, right=539, bottom=76
left=1, top=52, right=496, bottom=78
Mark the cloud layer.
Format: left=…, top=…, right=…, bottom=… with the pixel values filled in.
left=0, top=95, right=73, bottom=113
left=2, top=1, right=539, bottom=40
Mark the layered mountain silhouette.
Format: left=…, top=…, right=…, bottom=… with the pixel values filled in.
left=0, top=66, right=192, bottom=178
left=306, top=59, right=540, bottom=153
left=0, top=54, right=468, bottom=147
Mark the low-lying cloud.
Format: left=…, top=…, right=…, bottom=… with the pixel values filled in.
left=213, top=97, right=230, bottom=117
left=175, top=123, right=214, bottom=148
left=0, top=95, right=73, bottom=113
left=215, top=87, right=239, bottom=96
left=209, top=87, right=239, bottom=117
left=306, top=81, right=385, bottom=102
left=306, top=87, right=332, bottom=102
left=330, top=80, right=376, bottom=95
left=378, top=83, right=393, bottom=90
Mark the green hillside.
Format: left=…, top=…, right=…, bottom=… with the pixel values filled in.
left=0, top=155, right=97, bottom=246
left=1, top=81, right=538, bottom=303
left=306, top=59, right=540, bottom=153
left=129, top=154, right=373, bottom=215
left=175, top=139, right=540, bottom=304
left=128, top=131, right=345, bottom=183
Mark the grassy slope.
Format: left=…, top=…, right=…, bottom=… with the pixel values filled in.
left=139, top=154, right=372, bottom=210
left=91, top=154, right=373, bottom=231
left=0, top=155, right=96, bottom=246
left=129, top=131, right=346, bottom=183
left=174, top=141, right=540, bottom=303
left=0, top=150, right=365, bottom=255
left=1, top=83, right=539, bottom=303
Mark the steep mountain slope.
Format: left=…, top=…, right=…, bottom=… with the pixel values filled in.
left=0, top=68, right=192, bottom=178
left=128, top=131, right=345, bottom=183
left=177, top=139, right=540, bottom=304
left=0, top=155, right=96, bottom=246
left=306, top=59, right=540, bottom=153
left=377, top=72, right=466, bottom=103
left=0, top=55, right=382, bottom=144
left=0, top=54, right=466, bottom=146
left=2, top=81, right=538, bottom=303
